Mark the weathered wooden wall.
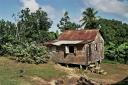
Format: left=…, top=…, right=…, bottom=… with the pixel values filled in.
left=51, top=44, right=88, bottom=65
left=84, top=33, right=104, bottom=64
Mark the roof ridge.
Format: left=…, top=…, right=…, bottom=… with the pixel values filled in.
left=64, top=29, right=99, bottom=32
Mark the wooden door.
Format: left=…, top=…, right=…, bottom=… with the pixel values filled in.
left=86, top=44, right=91, bottom=64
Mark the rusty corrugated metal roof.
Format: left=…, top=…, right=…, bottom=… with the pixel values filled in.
left=58, top=29, right=99, bottom=41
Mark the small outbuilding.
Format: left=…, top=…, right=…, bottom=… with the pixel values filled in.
left=46, top=29, right=104, bottom=66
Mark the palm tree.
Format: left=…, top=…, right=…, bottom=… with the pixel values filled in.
left=80, top=8, right=99, bottom=29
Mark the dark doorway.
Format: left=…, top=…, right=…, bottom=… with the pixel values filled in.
left=69, top=46, right=74, bottom=53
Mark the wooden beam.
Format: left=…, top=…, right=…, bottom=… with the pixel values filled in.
left=80, top=65, right=83, bottom=69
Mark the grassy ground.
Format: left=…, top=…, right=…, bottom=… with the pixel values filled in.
left=102, top=59, right=120, bottom=64
left=0, top=57, right=66, bottom=85
left=0, top=57, right=128, bottom=85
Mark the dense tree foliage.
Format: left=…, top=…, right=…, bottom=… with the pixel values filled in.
left=0, top=8, right=56, bottom=64
left=0, top=20, right=17, bottom=55
left=0, top=20, right=16, bottom=39
left=80, top=8, right=99, bottom=29
left=99, top=18, right=128, bottom=45
left=99, top=18, right=128, bottom=64
left=57, top=11, right=80, bottom=32
left=16, top=8, right=54, bottom=43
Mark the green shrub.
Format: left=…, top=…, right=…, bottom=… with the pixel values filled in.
left=105, top=42, right=128, bottom=64
left=2, top=42, right=50, bottom=64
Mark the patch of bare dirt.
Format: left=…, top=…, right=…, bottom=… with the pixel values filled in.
left=54, top=64, right=85, bottom=76
left=53, top=64, right=100, bottom=85
left=54, top=64, right=75, bottom=74
left=30, top=76, right=50, bottom=85
left=50, top=76, right=99, bottom=85
left=28, top=74, right=99, bottom=85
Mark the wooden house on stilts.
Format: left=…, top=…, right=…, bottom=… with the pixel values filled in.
left=46, top=29, right=104, bottom=68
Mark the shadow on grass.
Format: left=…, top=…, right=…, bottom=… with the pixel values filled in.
left=112, top=76, right=128, bottom=85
